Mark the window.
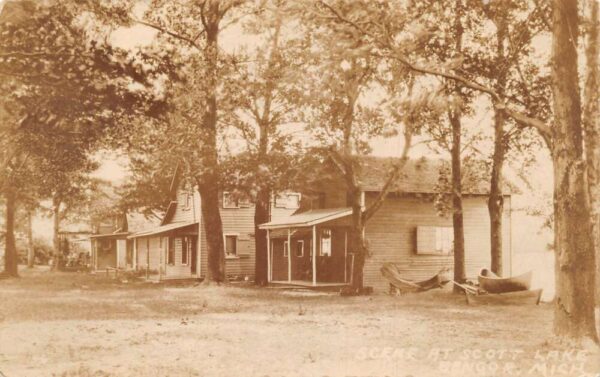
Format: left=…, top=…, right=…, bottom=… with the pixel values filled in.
left=225, top=235, right=237, bottom=257
left=275, top=193, right=301, bottom=209
left=295, top=240, right=304, bottom=257
left=274, top=194, right=286, bottom=208
left=287, top=193, right=300, bottom=209
left=183, top=192, right=192, bottom=210
left=168, top=237, right=176, bottom=265
left=100, top=239, right=112, bottom=251
left=283, top=241, right=289, bottom=257
left=416, top=226, right=453, bottom=255
left=320, top=229, right=332, bottom=257
left=223, top=192, right=238, bottom=209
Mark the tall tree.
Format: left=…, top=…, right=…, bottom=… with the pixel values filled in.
left=448, top=0, right=467, bottom=292
left=402, top=0, right=474, bottom=290
left=475, top=1, right=550, bottom=276
left=224, top=8, right=303, bottom=285
left=0, top=0, right=161, bottom=276
left=126, top=0, right=248, bottom=284
left=550, top=0, right=597, bottom=342
left=583, top=0, right=600, bottom=301
left=295, top=1, right=419, bottom=292
left=42, top=163, right=100, bottom=269
left=319, top=0, right=597, bottom=341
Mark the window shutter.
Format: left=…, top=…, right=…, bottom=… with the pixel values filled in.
left=416, top=226, right=437, bottom=254
left=237, top=238, right=252, bottom=257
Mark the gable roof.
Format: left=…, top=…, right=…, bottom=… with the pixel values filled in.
left=353, top=156, right=510, bottom=195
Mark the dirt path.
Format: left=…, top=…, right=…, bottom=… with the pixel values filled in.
left=0, top=268, right=598, bottom=377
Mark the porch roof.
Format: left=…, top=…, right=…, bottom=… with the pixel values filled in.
left=89, top=232, right=129, bottom=239
left=127, top=222, right=198, bottom=239
left=259, top=207, right=352, bottom=230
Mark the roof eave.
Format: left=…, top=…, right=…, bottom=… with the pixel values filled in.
left=259, top=209, right=353, bottom=230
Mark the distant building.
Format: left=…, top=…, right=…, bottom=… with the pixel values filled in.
left=90, top=212, right=157, bottom=271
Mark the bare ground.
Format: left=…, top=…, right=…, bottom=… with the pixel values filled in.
left=0, top=267, right=598, bottom=377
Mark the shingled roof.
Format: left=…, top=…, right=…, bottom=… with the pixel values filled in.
left=355, top=156, right=508, bottom=195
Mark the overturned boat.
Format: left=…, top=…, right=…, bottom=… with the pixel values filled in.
left=465, top=288, right=543, bottom=306
left=381, top=263, right=450, bottom=294
left=478, top=269, right=532, bottom=294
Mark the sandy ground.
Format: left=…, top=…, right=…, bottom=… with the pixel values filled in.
left=0, top=267, right=598, bottom=377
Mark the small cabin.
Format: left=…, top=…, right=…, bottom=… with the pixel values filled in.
left=90, top=212, right=157, bottom=271
left=260, top=156, right=512, bottom=292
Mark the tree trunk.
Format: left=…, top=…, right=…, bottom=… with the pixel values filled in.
left=449, top=111, right=466, bottom=293
left=253, top=16, right=282, bottom=286
left=489, top=14, right=508, bottom=276
left=199, top=183, right=225, bottom=283
left=583, top=0, right=600, bottom=303
left=488, top=122, right=505, bottom=276
left=254, top=187, right=270, bottom=286
left=551, top=0, right=598, bottom=342
left=199, top=15, right=225, bottom=284
left=52, top=197, right=61, bottom=271
left=348, top=186, right=366, bottom=291
left=27, top=210, right=34, bottom=268
left=3, top=188, right=18, bottom=277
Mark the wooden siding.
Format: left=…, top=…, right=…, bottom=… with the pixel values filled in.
left=363, top=194, right=511, bottom=292
left=157, top=184, right=298, bottom=281
left=164, top=236, right=196, bottom=279
left=197, top=194, right=298, bottom=280
left=170, top=189, right=199, bottom=224
left=205, top=199, right=256, bottom=279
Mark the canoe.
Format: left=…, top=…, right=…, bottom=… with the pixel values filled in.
left=465, top=288, right=543, bottom=306
left=478, top=269, right=532, bottom=293
left=381, top=263, right=450, bottom=294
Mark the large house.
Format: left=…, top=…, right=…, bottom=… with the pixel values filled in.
left=259, top=156, right=513, bottom=292
left=127, top=175, right=299, bottom=281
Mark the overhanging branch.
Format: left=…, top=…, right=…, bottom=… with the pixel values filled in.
left=319, top=0, right=554, bottom=147
left=135, top=19, right=201, bottom=50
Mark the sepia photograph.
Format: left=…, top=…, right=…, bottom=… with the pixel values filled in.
left=0, top=0, right=599, bottom=376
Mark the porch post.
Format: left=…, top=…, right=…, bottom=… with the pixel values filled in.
left=312, top=225, right=317, bottom=286
left=287, top=228, right=292, bottom=282
left=266, top=229, right=271, bottom=282
left=344, top=229, right=348, bottom=283
left=93, top=241, right=97, bottom=270
left=133, top=238, right=137, bottom=270
left=158, top=237, right=163, bottom=281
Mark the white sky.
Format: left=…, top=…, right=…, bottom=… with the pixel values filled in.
left=79, top=7, right=555, bottom=254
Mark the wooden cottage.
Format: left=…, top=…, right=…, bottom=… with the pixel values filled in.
left=127, top=176, right=300, bottom=281
left=90, top=212, right=157, bottom=271
left=259, top=156, right=512, bottom=292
